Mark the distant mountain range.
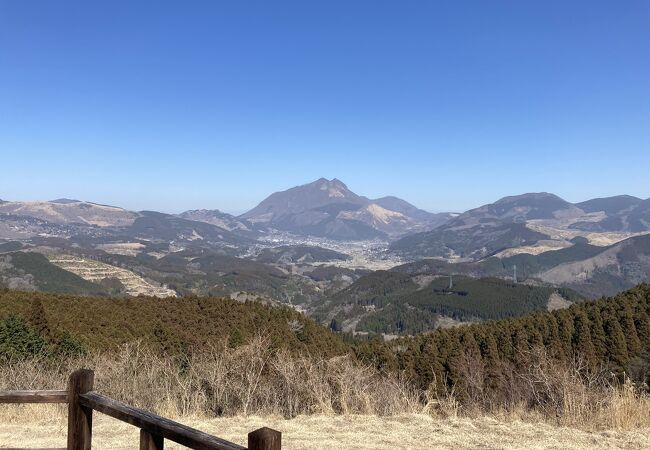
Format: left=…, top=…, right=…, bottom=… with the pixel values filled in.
left=390, top=192, right=650, bottom=260
left=2, top=181, right=650, bottom=311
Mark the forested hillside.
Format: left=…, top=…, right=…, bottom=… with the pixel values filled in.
left=356, top=283, right=650, bottom=400
left=0, top=289, right=348, bottom=357
left=0, top=284, right=649, bottom=425
left=315, top=271, right=582, bottom=334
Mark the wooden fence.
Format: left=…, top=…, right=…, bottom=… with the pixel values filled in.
left=0, top=369, right=281, bottom=450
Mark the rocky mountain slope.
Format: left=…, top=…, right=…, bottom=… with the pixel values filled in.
left=240, top=178, right=451, bottom=239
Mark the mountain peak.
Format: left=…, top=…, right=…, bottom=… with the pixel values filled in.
left=49, top=198, right=81, bottom=204
left=494, top=192, right=564, bottom=204
left=313, top=177, right=348, bottom=189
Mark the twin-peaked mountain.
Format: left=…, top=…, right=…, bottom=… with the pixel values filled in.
left=239, top=178, right=452, bottom=239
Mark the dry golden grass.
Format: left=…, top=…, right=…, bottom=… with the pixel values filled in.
left=1, top=339, right=649, bottom=449
left=1, top=408, right=649, bottom=450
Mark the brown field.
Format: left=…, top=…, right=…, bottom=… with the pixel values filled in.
left=1, top=407, right=649, bottom=450
left=1, top=339, right=649, bottom=449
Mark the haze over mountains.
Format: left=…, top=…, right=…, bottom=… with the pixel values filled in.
left=0, top=178, right=451, bottom=241
left=2, top=178, right=650, bottom=334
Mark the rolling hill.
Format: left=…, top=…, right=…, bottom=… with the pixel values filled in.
left=0, top=199, right=139, bottom=227
left=312, top=270, right=582, bottom=335
left=391, top=234, right=650, bottom=298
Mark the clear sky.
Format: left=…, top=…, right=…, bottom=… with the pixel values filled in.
left=1, top=1, right=649, bottom=214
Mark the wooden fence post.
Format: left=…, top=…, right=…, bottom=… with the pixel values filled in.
left=67, top=369, right=94, bottom=450
left=248, top=427, right=281, bottom=450
left=140, top=429, right=164, bottom=450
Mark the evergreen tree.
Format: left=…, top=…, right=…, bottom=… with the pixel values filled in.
left=28, top=298, right=50, bottom=339
left=603, top=310, right=629, bottom=370
left=572, top=311, right=596, bottom=368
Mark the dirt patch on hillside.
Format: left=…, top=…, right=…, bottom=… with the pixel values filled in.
left=547, top=292, right=573, bottom=311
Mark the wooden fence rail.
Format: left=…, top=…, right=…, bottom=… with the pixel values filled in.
left=0, top=369, right=281, bottom=450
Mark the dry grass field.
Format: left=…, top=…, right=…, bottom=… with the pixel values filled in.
left=1, top=339, right=649, bottom=449
left=1, top=407, right=649, bottom=450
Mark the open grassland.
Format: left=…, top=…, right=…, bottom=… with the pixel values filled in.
left=1, top=409, right=649, bottom=450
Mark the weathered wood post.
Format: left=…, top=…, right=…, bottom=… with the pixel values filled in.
left=248, top=427, right=281, bottom=450
left=140, top=429, right=164, bottom=450
left=67, top=369, right=94, bottom=450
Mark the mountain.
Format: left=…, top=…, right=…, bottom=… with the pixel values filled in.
left=389, top=192, right=650, bottom=261
left=536, top=233, right=650, bottom=297
left=0, top=200, right=139, bottom=227
left=575, top=195, right=643, bottom=215
left=389, top=193, right=575, bottom=260
left=124, top=211, right=252, bottom=249
left=472, top=192, right=581, bottom=222
left=242, top=178, right=365, bottom=221
left=372, top=196, right=454, bottom=226
left=570, top=195, right=649, bottom=232
left=240, top=178, right=450, bottom=240
left=390, top=232, right=650, bottom=299
left=49, top=198, right=82, bottom=204
left=0, top=198, right=256, bottom=256
left=178, top=209, right=256, bottom=235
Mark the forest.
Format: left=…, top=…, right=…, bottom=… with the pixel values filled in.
left=319, top=273, right=584, bottom=334
left=356, top=283, right=650, bottom=405
left=0, top=284, right=650, bottom=426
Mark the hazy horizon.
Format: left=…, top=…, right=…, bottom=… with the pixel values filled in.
left=2, top=177, right=648, bottom=217
left=2, top=1, right=649, bottom=213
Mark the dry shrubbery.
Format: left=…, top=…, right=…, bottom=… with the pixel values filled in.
left=1, top=337, right=648, bottom=431
left=0, top=337, right=420, bottom=419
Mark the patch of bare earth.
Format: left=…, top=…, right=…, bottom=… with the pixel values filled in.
left=547, top=292, right=573, bottom=311
left=1, top=411, right=648, bottom=450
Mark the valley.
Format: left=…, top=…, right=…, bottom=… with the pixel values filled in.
left=4, top=6, right=649, bottom=449
left=2, top=180, right=650, bottom=338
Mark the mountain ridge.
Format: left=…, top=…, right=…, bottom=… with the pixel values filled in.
left=390, top=192, right=650, bottom=260
left=240, top=178, right=452, bottom=239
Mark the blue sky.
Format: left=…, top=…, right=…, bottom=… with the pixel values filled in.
left=1, top=1, right=648, bottom=214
